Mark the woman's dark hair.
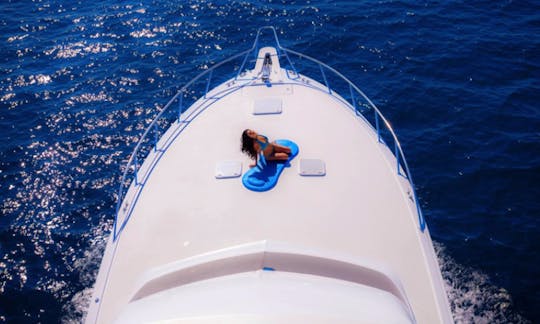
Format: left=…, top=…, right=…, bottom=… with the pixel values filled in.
left=241, top=129, right=257, bottom=160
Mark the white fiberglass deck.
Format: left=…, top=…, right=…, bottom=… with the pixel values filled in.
left=88, top=48, right=452, bottom=323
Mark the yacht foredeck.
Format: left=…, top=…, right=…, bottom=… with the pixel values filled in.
left=87, top=29, right=452, bottom=324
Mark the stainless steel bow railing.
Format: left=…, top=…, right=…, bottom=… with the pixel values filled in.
left=113, top=26, right=426, bottom=241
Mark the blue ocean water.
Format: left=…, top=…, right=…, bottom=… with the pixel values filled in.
left=0, top=0, right=539, bottom=322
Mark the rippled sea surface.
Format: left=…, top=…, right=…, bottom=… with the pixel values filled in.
left=1, top=0, right=539, bottom=322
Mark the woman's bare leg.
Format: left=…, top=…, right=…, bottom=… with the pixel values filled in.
left=271, top=142, right=291, bottom=154
left=266, top=152, right=289, bottom=161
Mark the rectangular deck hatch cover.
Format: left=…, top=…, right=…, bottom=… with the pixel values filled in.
left=253, top=98, right=282, bottom=115
left=299, top=159, right=326, bottom=176
left=215, top=161, right=242, bottom=179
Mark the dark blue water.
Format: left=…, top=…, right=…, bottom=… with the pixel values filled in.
left=1, top=0, right=538, bottom=322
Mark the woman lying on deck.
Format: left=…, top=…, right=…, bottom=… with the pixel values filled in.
left=241, top=129, right=291, bottom=168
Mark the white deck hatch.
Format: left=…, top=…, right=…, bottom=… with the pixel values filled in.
left=299, top=158, right=326, bottom=176
left=253, top=97, right=282, bottom=115
left=215, top=161, right=242, bottom=179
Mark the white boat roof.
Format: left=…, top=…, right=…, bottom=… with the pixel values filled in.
left=115, top=271, right=414, bottom=323
left=87, top=46, right=452, bottom=323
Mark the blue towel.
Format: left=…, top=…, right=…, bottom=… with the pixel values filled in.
left=242, top=139, right=299, bottom=192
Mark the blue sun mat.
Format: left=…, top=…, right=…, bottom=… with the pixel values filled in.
left=242, top=139, right=299, bottom=192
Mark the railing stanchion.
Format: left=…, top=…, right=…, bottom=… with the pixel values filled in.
left=204, top=70, right=213, bottom=99
left=236, top=52, right=250, bottom=80
left=375, top=111, right=381, bottom=142
left=349, top=84, right=358, bottom=115
left=283, top=52, right=299, bottom=79
left=395, top=142, right=400, bottom=176
left=113, top=217, right=117, bottom=241
left=319, top=64, right=331, bottom=94
left=178, top=91, right=183, bottom=122
left=418, top=205, right=425, bottom=231
left=153, top=123, right=159, bottom=152
left=133, top=156, right=139, bottom=186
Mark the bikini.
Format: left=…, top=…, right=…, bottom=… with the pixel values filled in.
left=256, top=135, right=274, bottom=156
